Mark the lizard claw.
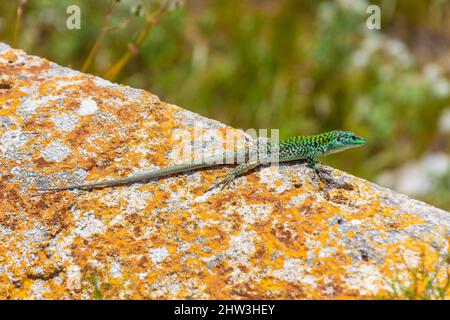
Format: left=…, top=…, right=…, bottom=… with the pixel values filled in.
left=220, top=176, right=235, bottom=190
left=206, top=179, right=221, bottom=193
left=313, top=165, right=333, bottom=187
left=205, top=162, right=257, bottom=193
left=206, top=174, right=235, bottom=192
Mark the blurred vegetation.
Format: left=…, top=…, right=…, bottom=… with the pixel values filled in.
left=382, top=248, right=450, bottom=300
left=0, top=0, right=449, bottom=209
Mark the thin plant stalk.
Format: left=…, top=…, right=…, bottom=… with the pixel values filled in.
left=103, top=0, right=171, bottom=81
left=81, top=0, right=118, bottom=73
left=12, top=0, right=27, bottom=47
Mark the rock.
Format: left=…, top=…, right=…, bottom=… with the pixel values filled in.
left=0, top=43, right=449, bottom=299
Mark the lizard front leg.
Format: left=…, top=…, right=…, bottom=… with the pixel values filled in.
left=207, top=161, right=260, bottom=191
left=307, top=157, right=333, bottom=185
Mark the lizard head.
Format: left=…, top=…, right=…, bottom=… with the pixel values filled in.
left=325, top=130, right=366, bottom=154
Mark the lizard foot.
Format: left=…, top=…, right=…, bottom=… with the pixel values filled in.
left=206, top=162, right=261, bottom=193
left=313, top=166, right=354, bottom=193
left=206, top=174, right=236, bottom=192
left=312, top=165, right=334, bottom=188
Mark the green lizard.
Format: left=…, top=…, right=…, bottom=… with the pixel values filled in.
left=35, top=130, right=366, bottom=193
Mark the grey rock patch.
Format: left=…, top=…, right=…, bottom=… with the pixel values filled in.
left=0, top=42, right=11, bottom=54
left=53, top=113, right=80, bottom=132
left=93, top=77, right=117, bottom=88
left=17, top=95, right=60, bottom=119
left=44, top=64, right=81, bottom=78
left=109, top=262, right=122, bottom=279
left=328, top=214, right=385, bottom=264
left=176, top=108, right=229, bottom=131
left=35, top=167, right=88, bottom=190
left=0, top=129, right=29, bottom=152
left=0, top=116, right=17, bottom=130
left=41, top=140, right=72, bottom=162
left=149, top=247, right=169, bottom=264
left=0, top=130, right=32, bottom=161
left=78, top=98, right=98, bottom=115
left=73, top=211, right=106, bottom=239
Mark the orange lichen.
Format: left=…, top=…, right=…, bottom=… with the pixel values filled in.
left=1, top=45, right=449, bottom=300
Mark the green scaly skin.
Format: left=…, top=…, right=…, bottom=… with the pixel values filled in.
left=209, top=130, right=366, bottom=190
left=35, top=130, right=366, bottom=193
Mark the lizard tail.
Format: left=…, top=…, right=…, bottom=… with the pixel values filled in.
left=35, top=160, right=219, bottom=193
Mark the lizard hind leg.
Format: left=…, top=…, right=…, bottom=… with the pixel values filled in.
left=207, top=162, right=260, bottom=192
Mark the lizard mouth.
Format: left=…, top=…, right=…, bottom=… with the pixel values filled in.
left=352, top=136, right=366, bottom=145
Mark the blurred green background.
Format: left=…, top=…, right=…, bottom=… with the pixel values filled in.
left=1, top=0, right=449, bottom=210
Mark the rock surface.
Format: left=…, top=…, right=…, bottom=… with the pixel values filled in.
left=1, top=43, right=449, bottom=299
